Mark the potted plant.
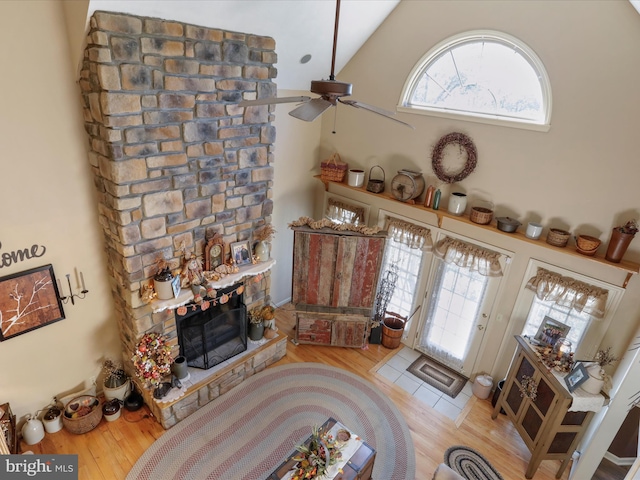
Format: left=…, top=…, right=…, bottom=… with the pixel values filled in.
left=248, top=307, right=266, bottom=341
left=605, top=219, right=638, bottom=263
left=582, top=347, right=618, bottom=394
left=102, top=359, right=129, bottom=401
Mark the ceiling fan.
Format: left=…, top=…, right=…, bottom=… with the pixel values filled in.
left=238, top=0, right=413, bottom=128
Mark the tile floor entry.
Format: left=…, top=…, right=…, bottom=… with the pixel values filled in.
left=376, top=346, right=474, bottom=422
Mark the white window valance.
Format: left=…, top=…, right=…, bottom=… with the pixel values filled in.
left=433, top=236, right=503, bottom=277
left=326, top=198, right=364, bottom=225
left=525, top=267, right=609, bottom=319
left=386, top=217, right=433, bottom=251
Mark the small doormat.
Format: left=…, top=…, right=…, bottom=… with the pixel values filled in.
left=444, top=445, right=504, bottom=480
left=407, top=355, right=467, bottom=398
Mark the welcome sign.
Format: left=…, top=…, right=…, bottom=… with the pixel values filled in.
left=1, top=455, right=77, bottom=480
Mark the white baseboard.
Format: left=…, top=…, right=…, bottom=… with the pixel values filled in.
left=604, top=451, right=637, bottom=466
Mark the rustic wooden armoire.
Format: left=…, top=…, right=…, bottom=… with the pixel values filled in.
left=291, top=226, right=386, bottom=348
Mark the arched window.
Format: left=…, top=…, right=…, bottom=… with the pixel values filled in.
left=398, top=31, right=552, bottom=131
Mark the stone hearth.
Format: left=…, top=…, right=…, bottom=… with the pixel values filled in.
left=77, top=10, right=284, bottom=424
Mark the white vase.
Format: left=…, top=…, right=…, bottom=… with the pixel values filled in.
left=581, top=365, right=605, bottom=395
left=22, top=415, right=45, bottom=445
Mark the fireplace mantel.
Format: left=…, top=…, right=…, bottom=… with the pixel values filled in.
left=152, top=259, right=276, bottom=313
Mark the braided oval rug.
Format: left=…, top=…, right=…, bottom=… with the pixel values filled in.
left=127, top=362, right=415, bottom=480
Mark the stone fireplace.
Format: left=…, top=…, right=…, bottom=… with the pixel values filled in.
left=78, top=11, right=286, bottom=427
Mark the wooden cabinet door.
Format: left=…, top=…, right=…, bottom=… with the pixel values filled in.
left=292, top=228, right=385, bottom=312
left=296, top=314, right=332, bottom=345
left=331, top=316, right=367, bottom=347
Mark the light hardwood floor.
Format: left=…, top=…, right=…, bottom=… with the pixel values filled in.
left=24, top=304, right=601, bottom=479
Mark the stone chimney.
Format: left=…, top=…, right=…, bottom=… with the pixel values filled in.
left=78, top=11, right=277, bottom=370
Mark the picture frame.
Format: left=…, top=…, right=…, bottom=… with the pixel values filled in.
left=534, top=316, right=571, bottom=348
left=230, top=240, right=252, bottom=266
left=564, top=362, right=589, bottom=392
left=204, top=234, right=225, bottom=271
left=0, top=264, right=65, bottom=341
left=171, top=275, right=181, bottom=298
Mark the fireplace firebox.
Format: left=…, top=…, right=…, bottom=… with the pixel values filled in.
left=176, top=284, right=247, bottom=370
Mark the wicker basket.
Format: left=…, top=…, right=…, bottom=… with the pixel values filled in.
left=546, top=228, right=571, bottom=248
left=62, top=395, right=102, bottom=434
left=470, top=207, right=493, bottom=225
left=320, top=153, right=348, bottom=183
left=576, top=235, right=601, bottom=252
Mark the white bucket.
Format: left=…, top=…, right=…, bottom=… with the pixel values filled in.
left=472, top=374, right=493, bottom=399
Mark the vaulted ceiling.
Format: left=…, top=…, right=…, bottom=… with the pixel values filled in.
left=87, top=0, right=401, bottom=91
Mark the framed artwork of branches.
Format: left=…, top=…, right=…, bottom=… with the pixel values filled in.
left=0, top=264, right=65, bottom=341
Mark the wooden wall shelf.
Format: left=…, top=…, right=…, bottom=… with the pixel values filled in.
left=316, top=176, right=639, bottom=284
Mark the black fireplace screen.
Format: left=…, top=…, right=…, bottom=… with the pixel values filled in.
left=175, top=284, right=247, bottom=369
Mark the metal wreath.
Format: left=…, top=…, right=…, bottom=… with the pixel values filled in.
left=431, top=132, right=478, bottom=184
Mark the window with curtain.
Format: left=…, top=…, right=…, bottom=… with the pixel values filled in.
left=513, top=260, right=624, bottom=359
left=375, top=215, right=433, bottom=335
left=521, top=267, right=609, bottom=348
left=325, top=197, right=365, bottom=225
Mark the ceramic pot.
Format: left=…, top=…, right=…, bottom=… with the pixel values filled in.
left=254, top=241, right=270, bottom=262
left=171, top=355, right=189, bottom=380
left=605, top=228, right=635, bottom=263
left=102, top=399, right=121, bottom=422
left=447, top=192, right=467, bottom=216
left=581, top=365, right=605, bottom=395
left=249, top=322, right=264, bottom=341
left=42, top=408, right=63, bottom=434
left=104, top=378, right=130, bottom=402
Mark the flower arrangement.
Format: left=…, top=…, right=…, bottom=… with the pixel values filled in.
left=253, top=224, right=276, bottom=243
left=102, top=358, right=126, bottom=388
left=132, top=333, right=174, bottom=388
left=248, top=305, right=275, bottom=325
left=595, top=346, right=618, bottom=367
left=291, top=425, right=343, bottom=480
left=615, top=219, right=639, bottom=235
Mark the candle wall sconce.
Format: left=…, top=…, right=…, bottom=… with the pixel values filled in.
left=57, top=271, right=88, bottom=305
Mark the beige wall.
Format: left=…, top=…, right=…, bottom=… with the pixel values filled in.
left=0, top=1, right=120, bottom=420
left=320, top=0, right=640, bottom=362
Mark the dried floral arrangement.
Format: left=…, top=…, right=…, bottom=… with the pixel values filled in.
left=431, top=132, right=478, bottom=184
left=289, top=216, right=381, bottom=236
left=290, top=424, right=344, bottom=480
left=533, top=345, right=574, bottom=373
left=615, top=219, right=639, bottom=235
left=253, top=224, right=276, bottom=243
left=132, top=332, right=174, bottom=388
left=102, top=358, right=126, bottom=387
left=594, top=346, right=618, bottom=367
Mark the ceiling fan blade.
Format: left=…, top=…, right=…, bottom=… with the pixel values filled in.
left=339, top=99, right=414, bottom=129
left=289, top=97, right=333, bottom=122
left=239, top=96, right=310, bottom=107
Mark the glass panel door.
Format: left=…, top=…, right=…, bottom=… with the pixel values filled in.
left=417, top=256, right=502, bottom=375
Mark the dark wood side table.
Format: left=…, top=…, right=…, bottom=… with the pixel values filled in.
left=267, top=417, right=376, bottom=480
left=492, top=336, right=607, bottom=479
